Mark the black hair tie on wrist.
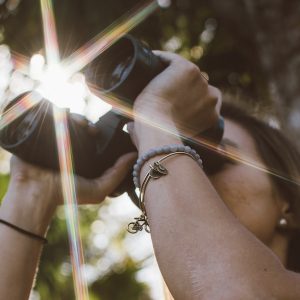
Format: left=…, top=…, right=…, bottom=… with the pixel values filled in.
left=0, top=218, right=48, bottom=244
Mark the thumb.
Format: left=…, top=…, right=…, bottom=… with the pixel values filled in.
left=93, top=152, right=138, bottom=199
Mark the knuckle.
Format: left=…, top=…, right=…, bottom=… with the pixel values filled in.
left=178, top=60, right=200, bottom=78
left=208, top=85, right=222, bottom=99
left=186, top=63, right=201, bottom=78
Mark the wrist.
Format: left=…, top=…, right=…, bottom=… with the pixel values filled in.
left=134, top=94, right=173, bottom=126
left=133, top=105, right=182, bottom=153
left=0, top=181, right=57, bottom=235
left=135, top=124, right=182, bottom=154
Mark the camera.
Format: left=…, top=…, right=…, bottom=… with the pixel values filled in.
left=0, top=35, right=225, bottom=197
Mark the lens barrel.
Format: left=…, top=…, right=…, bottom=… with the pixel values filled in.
left=87, top=35, right=166, bottom=103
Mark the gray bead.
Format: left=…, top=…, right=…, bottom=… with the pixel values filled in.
left=148, top=150, right=156, bottom=157
left=162, top=145, right=169, bottom=153
left=171, top=145, right=178, bottom=152
left=141, top=154, right=148, bottom=161
left=154, top=148, right=162, bottom=155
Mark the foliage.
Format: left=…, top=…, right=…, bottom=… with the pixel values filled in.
left=35, top=205, right=150, bottom=300
left=1, top=0, right=300, bottom=299
left=0, top=173, right=9, bottom=202
left=1, top=0, right=264, bottom=100
left=90, top=260, right=150, bottom=300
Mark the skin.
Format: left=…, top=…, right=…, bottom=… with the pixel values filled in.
left=0, top=152, right=137, bottom=300
left=0, top=50, right=299, bottom=299
left=131, top=51, right=300, bottom=299
left=208, top=119, right=290, bottom=265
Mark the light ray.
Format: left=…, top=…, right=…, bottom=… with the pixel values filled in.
left=91, top=87, right=300, bottom=188
left=53, top=107, right=89, bottom=300
left=4, top=2, right=299, bottom=300
left=11, top=52, right=30, bottom=75
left=63, top=0, right=158, bottom=77
left=0, top=92, right=42, bottom=130
left=40, top=0, right=60, bottom=64
left=40, top=1, right=89, bottom=299
left=201, top=138, right=300, bottom=187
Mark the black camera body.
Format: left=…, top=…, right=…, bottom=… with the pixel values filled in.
left=0, top=35, right=224, bottom=195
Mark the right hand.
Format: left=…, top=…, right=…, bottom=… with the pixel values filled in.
left=133, top=51, right=222, bottom=137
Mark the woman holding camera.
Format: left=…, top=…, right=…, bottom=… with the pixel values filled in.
left=1, top=51, right=300, bottom=299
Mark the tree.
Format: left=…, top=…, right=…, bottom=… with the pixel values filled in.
left=209, top=0, right=300, bottom=140
left=1, top=0, right=300, bottom=298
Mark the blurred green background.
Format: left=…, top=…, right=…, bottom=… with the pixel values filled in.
left=1, top=0, right=300, bottom=299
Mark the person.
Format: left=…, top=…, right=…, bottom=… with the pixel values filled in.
left=0, top=51, right=300, bottom=300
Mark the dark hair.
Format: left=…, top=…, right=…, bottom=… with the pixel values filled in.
left=221, top=101, right=300, bottom=272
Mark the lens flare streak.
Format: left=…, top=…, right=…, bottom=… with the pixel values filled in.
left=91, top=87, right=300, bottom=188
left=53, top=107, right=89, bottom=300
left=40, top=0, right=60, bottom=64
left=0, top=92, right=42, bottom=130
left=63, top=0, right=158, bottom=77
left=208, top=141, right=300, bottom=187
left=5, top=1, right=300, bottom=299
left=40, top=0, right=89, bottom=299
left=11, top=52, right=30, bottom=74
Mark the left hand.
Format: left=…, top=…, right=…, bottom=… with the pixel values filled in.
left=8, top=152, right=137, bottom=208
left=0, top=115, right=137, bottom=235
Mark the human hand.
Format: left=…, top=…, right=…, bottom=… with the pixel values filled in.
left=0, top=114, right=136, bottom=235
left=8, top=151, right=136, bottom=207
left=133, top=51, right=221, bottom=137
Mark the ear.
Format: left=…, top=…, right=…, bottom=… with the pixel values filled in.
left=278, top=199, right=300, bottom=231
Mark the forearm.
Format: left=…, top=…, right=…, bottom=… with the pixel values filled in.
left=137, top=126, right=287, bottom=299
left=0, top=181, right=55, bottom=300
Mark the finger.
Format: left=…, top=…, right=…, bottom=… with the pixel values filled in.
left=152, top=50, right=186, bottom=65
left=77, top=152, right=137, bottom=203
left=208, top=85, right=222, bottom=113
left=95, top=152, right=137, bottom=199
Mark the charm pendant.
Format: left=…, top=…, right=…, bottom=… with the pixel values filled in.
left=149, top=162, right=168, bottom=179
left=127, top=214, right=150, bottom=234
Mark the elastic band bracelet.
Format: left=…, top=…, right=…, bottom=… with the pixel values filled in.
left=0, top=218, right=48, bottom=244
left=132, top=144, right=203, bottom=188
left=128, top=151, right=203, bottom=234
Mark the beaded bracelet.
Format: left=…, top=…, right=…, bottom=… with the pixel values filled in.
left=132, top=144, right=203, bottom=188
left=128, top=149, right=203, bottom=234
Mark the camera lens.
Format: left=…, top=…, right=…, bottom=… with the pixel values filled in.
left=103, top=54, right=134, bottom=90
left=91, top=37, right=135, bottom=92
left=7, top=111, right=35, bottom=143
left=86, top=35, right=166, bottom=103
left=0, top=103, right=41, bottom=146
